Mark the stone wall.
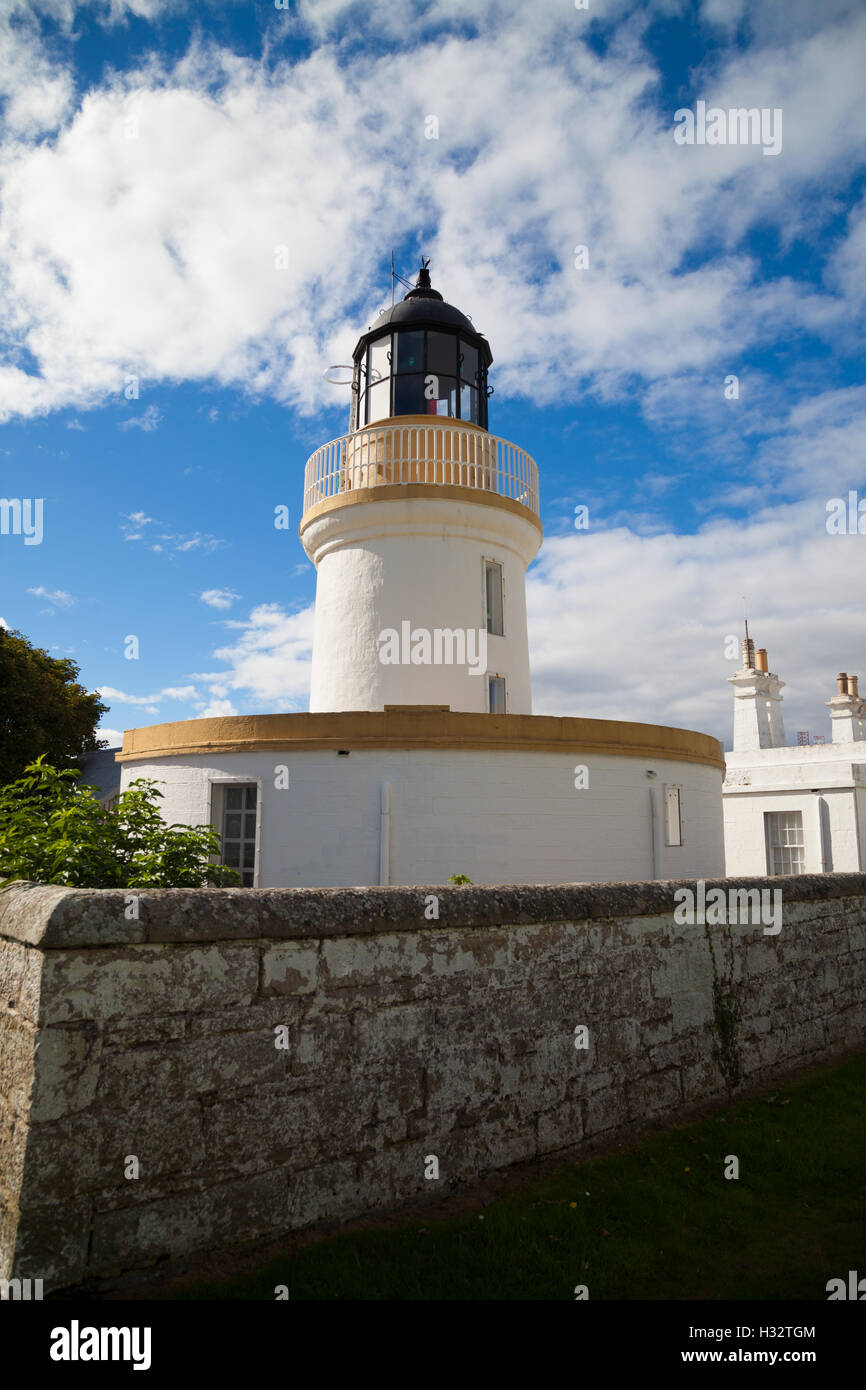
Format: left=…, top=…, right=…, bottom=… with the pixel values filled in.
left=1, top=873, right=865, bottom=1293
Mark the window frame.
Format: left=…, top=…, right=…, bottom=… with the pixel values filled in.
left=209, top=778, right=263, bottom=888
left=483, top=557, right=505, bottom=637
left=488, top=672, right=507, bottom=714
left=663, top=784, right=683, bottom=846
left=764, top=809, right=805, bottom=876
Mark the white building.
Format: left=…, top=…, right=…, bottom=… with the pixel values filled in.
left=117, top=264, right=726, bottom=887
left=723, top=629, right=866, bottom=875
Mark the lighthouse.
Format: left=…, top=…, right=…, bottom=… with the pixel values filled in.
left=301, top=262, right=541, bottom=714
left=116, top=260, right=726, bottom=888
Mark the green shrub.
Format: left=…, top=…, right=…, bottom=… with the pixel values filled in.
left=0, top=757, right=240, bottom=888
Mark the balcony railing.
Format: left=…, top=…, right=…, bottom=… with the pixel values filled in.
left=302, top=420, right=540, bottom=519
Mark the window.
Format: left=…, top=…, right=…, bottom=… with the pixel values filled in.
left=369, top=335, right=391, bottom=383
left=221, top=783, right=258, bottom=887
left=356, top=329, right=488, bottom=428
left=765, top=810, right=805, bottom=875
left=484, top=558, right=504, bottom=636
left=424, top=374, right=457, bottom=417
left=488, top=674, right=507, bottom=713
left=393, top=373, right=425, bottom=415
left=367, top=377, right=390, bottom=423
left=459, top=340, right=478, bottom=384
left=460, top=381, right=479, bottom=423
left=664, top=785, right=682, bottom=846
left=427, top=331, right=457, bottom=376
left=395, top=330, right=424, bottom=373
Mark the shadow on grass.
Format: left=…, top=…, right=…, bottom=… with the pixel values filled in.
left=156, top=1053, right=866, bottom=1301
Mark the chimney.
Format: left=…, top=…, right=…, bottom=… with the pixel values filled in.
left=729, top=631, right=786, bottom=751
left=828, top=672, right=865, bottom=744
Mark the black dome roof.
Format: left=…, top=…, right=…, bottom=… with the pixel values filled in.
left=353, top=264, right=492, bottom=365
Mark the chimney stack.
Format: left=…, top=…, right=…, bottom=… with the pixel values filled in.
left=828, top=671, right=865, bottom=744
left=729, top=626, right=786, bottom=751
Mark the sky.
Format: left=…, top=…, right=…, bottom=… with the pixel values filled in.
left=0, top=0, right=864, bottom=750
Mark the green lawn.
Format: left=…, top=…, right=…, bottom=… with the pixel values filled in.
left=162, top=1053, right=866, bottom=1300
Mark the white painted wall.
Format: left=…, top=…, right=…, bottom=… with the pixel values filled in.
left=120, top=748, right=725, bottom=888
left=302, top=495, right=540, bottom=714
left=723, top=744, right=866, bottom=874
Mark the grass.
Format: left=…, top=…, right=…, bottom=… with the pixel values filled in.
left=160, top=1053, right=866, bottom=1300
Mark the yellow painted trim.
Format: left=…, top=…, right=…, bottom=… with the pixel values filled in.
left=299, top=484, right=542, bottom=536
left=116, top=711, right=725, bottom=771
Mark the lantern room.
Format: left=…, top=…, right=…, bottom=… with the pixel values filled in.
left=350, top=260, right=493, bottom=431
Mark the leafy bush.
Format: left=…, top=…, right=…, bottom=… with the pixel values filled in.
left=0, top=757, right=240, bottom=888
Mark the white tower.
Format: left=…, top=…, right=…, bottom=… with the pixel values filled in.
left=728, top=626, right=787, bottom=751
left=300, top=264, right=542, bottom=714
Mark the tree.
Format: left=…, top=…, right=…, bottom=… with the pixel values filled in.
left=0, top=627, right=108, bottom=786
left=0, top=758, right=240, bottom=888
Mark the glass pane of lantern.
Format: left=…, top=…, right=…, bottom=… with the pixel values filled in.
left=423, top=374, right=457, bottom=417
left=368, top=335, right=390, bottom=383
left=459, top=340, right=478, bottom=383
left=393, top=374, right=425, bottom=415
left=395, top=330, right=424, bottom=373
left=460, top=383, right=479, bottom=423
left=427, top=331, right=456, bottom=376
left=367, top=378, right=391, bottom=423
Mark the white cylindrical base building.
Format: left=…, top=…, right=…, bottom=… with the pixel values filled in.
left=117, top=712, right=726, bottom=888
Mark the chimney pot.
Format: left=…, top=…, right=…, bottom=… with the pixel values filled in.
left=755, top=648, right=768, bottom=673
left=837, top=672, right=848, bottom=695
left=849, top=675, right=860, bottom=698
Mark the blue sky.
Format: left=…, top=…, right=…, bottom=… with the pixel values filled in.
left=0, top=0, right=864, bottom=748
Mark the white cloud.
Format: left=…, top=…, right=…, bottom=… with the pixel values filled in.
left=120, top=511, right=225, bottom=553
left=0, top=2, right=863, bottom=421
left=197, top=697, right=238, bottom=717
left=527, top=497, right=866, bottom=747
left=0, top=615, right=8, bottom=629
left=96, top=726, right=125, bottom=745
left=120, top=404, right=162, bottom=432
left=27, top=585, right=75, bottom=607
left=98, top=683, right=199, bottom=718
left=202, top=602, right=314, bottom=709
left=200, top=587, right=241, bottom=609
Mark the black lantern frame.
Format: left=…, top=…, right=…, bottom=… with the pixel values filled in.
left=351, top=323, right=491, bottom=431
